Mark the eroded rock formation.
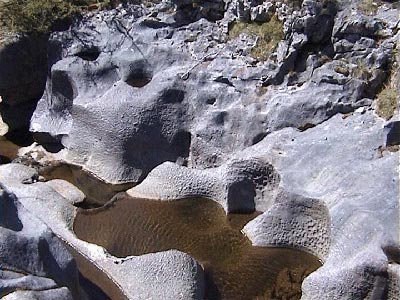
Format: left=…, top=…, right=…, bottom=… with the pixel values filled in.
left=0, top=0, right=399, bottom=299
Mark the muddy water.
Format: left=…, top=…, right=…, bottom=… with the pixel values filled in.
left=0, top=137, right=20, bottom=163
left=74, top=194, right=321, bottom=300
left=41, top=164, right=135, bottom=206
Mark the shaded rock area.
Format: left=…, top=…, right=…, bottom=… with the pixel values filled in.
left=0, top=0, right=399, bottom=299
left=0, top=188, right=84, bottom=300
left=0, top=33, right=47, bottom=145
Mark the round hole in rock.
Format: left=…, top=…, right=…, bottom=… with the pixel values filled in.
left=75, top=47, right=101, bottom=61
left=74, top=194, right=322, bottom=300
left=125, top=67, right=152, bottom=88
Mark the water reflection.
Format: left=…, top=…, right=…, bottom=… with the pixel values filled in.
left=74, top=194, right=321, bottom=300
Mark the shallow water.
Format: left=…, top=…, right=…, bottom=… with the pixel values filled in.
left=41, top=164, right=135, bottom=206
left=74, top=194, right=321, bottom=300
left=0, top=137, right=20, bottom=164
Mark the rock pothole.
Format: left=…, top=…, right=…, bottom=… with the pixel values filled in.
left=73, top=194, right=321, bottom=300
left=75, top=47, right=101, bottom=61
left=124, top=61, right=153, bottom=88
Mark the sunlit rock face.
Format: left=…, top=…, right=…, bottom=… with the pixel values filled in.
left=29, top=0, right=397, bottom=184
left=0, top=0, right=399, bottom=300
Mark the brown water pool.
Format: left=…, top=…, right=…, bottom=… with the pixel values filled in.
left=41, top=164, right=135, bottom=206
left=0, top=137, right=20, bottom=163
left=74, top=194, right=321, bottom=300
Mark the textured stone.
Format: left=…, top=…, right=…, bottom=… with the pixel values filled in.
left=238, top=111, right=399, bottom=300
left=28, top=0, right=398, bottom=183
left=0, top=181, right=84, bottom=300
left=1, top=1, right=399, bottom=299
left=243, top=190, right=330, bottom=261
left=0, top=163, right=205, bottom=300
left=127, top=157, right=280, bottom=213
left=1, top=275, right=58, bottom=297
left=2, top=287, right=73, bottom=300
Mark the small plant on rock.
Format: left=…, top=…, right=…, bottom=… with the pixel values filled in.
left=376, top=84, right=398, bottom=120
left=351, top=59, right=372, bottom=81
left=358, top=0, right=379, bottom=15
left=376, top=54, right=399, bottom=120
left=229, top=15, right=284, bottom=61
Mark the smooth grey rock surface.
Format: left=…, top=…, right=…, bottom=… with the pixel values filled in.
left=2, top=287, right=73, bottom=300
left=130, top=110, right=399, bottom=299
left=45, top=179, right=85, bottom=205
left=0, top=181, right=84, bottom=300
left=127, top=157, right=280, bottom=213
left=240, top=111, right=399, bottom=300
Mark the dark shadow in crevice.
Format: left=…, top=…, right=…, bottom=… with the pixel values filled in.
left=75, top=47, right=101, bottom=61
left=124, top=61, right=153, bottom=88
left=32, top=132, right=64, bottom=153
left=385, top=121, right=400, bottom=147
left=383, top=245, right=400, bottom=264
left=79, top=272, right=111, bottom=300
left=0, top=191, right=23, bottom=231
left=298, top=123, right=316, bottom=132
left=251, top=132, right=267, bottom=145
left=51, top=70, right=76, bottom=104
left=206, top=98, right=217, bottom=105
left=161, top=89, right=185, bottom=104
left=172, top=130, right=191, bottom=159
left=5, top=126, right=34, bottom=147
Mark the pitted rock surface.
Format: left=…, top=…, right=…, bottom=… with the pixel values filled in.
left=22, top=0, right=398, bottom=182
left=243, top=190, right=330, bottom=261
left=0, top=0, right=399, bottom=299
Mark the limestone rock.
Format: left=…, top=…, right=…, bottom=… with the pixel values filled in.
left=243, top=190, right=330, bottom=261
left=2, top=287, right=73, bottom=300
left=28, top=0, right=398, bottom=183
left=0, top=185, right=84, bottom=300
left=127, top=157, right=280, bottom=213
left=0, top=163, right=205, bottom=300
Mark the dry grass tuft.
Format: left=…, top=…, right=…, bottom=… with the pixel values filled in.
left=229, top=15, right=284, bottom=61
left=376, top=53, right=399, bottom=120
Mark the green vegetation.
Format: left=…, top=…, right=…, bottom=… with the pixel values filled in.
left=0, top=0, right=147, bottom=34
left=229, top=16, right=283, bottom=61
left=1, top=0, right=76, bottom=34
